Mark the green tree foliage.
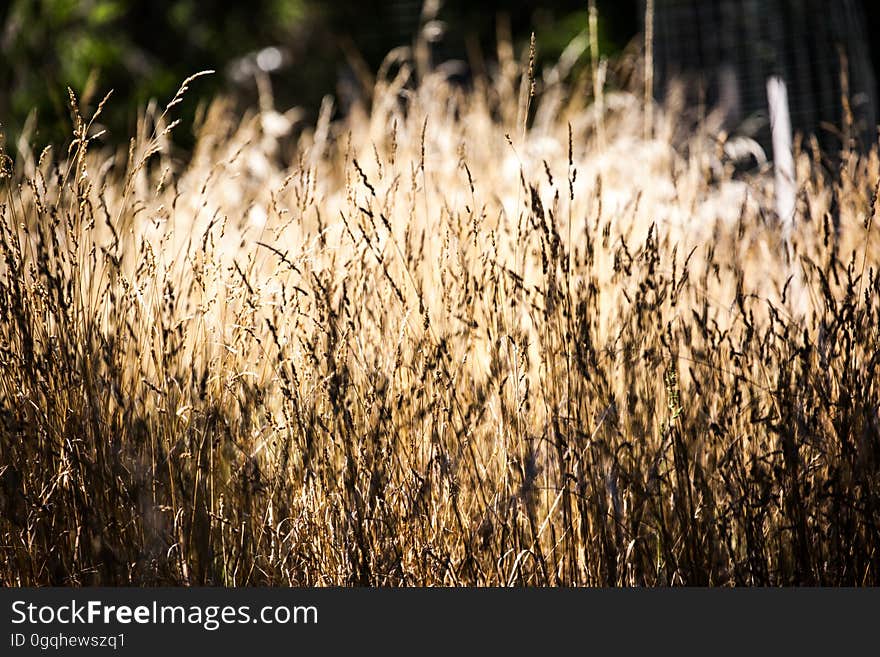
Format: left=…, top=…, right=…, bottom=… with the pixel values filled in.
left=0, top=0, right=636, bottom=153
left=0, top=0, right=308, bottom=149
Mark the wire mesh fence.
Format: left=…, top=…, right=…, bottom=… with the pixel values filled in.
left=645, top=0, right=877, bottom=156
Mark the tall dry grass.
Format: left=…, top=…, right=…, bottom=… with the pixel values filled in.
left=1, top=35, right=879, bottom=586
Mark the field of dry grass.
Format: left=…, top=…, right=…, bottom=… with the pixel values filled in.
left=1, top=38, right=879, bottom=585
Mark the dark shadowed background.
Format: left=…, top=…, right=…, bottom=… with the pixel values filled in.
left=1, top=1, right=879, bottom=154
left=0, top=1, right=638, bottom=150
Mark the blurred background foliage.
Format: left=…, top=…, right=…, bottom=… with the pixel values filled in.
left=0, top=0, right=639, bottom=152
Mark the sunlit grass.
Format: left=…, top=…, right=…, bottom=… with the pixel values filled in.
left=1, top=39, right=879, bottom=585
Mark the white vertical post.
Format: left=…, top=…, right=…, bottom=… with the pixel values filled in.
left=766, top=75, right=796, bottom=237
left=644, top=0, right=654, bottom=141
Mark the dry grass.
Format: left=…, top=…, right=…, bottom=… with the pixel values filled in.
left=1, top=38, right=879, bottom=586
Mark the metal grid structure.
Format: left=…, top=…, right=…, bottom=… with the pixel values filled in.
left=646, top=0, right=877, bottom=154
